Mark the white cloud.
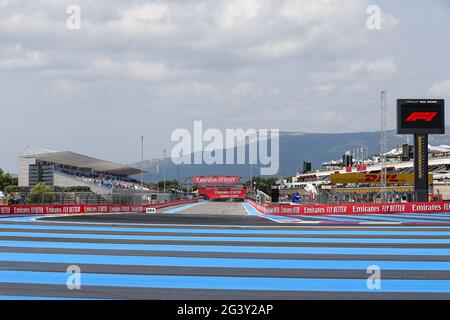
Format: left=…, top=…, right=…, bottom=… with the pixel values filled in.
left=280, top=0, right=338, bottom=24
left=0, top=46, right=48, bottom=69
left=381, top=13, right=400, bottom=29
left=114, top=3, right=176, bottom=37
left=127, top=61, right=175, bottom=81
left=0, top=13, right=54, bottom=36
left=428, top=79, right=450, bottom=98
left=41, top=57, right=183, bottom=82
left=120, top=3, right=170, bottom=23
left=316, top=84, right=337, bottom=93
left=6, top=0, right=447, bottom=173
left=90, top=58, right=121, bottom=75
left=350, top=57, right=397, bottom=77
left=0, top=0, right=15, bottom=8
left=248, top=36, right=309, bottom=59
left=218, top=0, right=264, bottom=29
left=43, top=79, right=82, bottom=97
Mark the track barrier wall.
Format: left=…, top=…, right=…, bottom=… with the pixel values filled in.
left=0, top=199, right=198, bottom=215
left=245, top=199, right=450, bottom=216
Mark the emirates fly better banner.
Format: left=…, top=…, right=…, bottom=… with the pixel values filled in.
left=0, top=200, right=197, bottom=215
left=245, top=199, right=450, bottom=216
left=199, top=189, right=247, bottom=199
left=191, top=176, right=242, bottom=185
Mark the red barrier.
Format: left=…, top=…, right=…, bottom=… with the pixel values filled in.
left=0, top=199, right=197, bottom=215
left=245, top=199, right=450, bottom=216
left=191, top=176, right=241, bottom=185
left=198, top=189, right=247, bottom=199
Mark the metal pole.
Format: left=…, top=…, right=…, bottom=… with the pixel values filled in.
left=250, top=149, right=253, bottom=193
left=163, top=149, right=166, bottom=198
left=140, top=135, right=144, bottom=189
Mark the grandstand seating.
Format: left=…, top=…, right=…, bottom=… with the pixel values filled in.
left=55, top=170, right=150, bottom=192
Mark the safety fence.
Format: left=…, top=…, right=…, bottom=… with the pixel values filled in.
left=277, top=189, right=417, bottom=204
left=3, top=191, right=187, bottom=206
left=0, top=199, right=197, bottom=215
left=245, top=199, right=450, bottom=216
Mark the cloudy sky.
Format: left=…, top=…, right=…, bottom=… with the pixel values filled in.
left=0, top=0, right=449, bottom=173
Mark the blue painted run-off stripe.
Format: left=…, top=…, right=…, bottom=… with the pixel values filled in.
left=5, top=222, right=450, bottom=235
left=1, top=240, right=450, bottom=256
left=3, top=231, right=450, bottom=244
left=1, top=252, right=450, bottom=270
left=242, top=203, right=302, bottom=223
left=163, top=201, right=207, bottom=213
left=0, top=296, right=100, bottom=300
left=242, top=202, right=260, bottom=216
left=4, top=223, right=450, bottom=235
left=2, top=270, right=450, bottom=293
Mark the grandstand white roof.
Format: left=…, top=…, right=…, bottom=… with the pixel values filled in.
left=430, top=145, right=450, bottom=153
left=297, top=157, right=450, bottom=180
left=21, top=150, right=143, bottom=176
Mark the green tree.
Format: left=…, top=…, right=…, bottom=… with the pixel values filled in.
left=0, top=169, right=17, bottom=191
left=27, top=182, right=55, bottom=204
left=158, top=180, right=184, bottom=191
left=248, top=176, right=278, bottom=195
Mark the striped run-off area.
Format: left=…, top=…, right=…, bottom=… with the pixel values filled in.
left=2, top=201, right=450, bottom=299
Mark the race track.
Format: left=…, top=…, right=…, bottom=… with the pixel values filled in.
left=2, top=201, right=450, bottom=299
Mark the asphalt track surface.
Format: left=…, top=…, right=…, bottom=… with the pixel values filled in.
left=2, top=201, right=450, bottom=299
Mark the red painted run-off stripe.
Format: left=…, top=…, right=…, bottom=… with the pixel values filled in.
left=0, top=200, right=198, bottom=215
left=245, top=199, right=450, bottom=216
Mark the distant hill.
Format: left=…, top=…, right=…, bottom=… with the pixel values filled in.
left=132, top=127, right=450, bottom=183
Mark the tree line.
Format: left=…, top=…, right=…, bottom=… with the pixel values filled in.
left=0, top=168, right=18, bottom=191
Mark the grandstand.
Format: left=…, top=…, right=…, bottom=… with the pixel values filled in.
left=18, top=147, right=145, bottom=189
left=15, top=147, right=174, bottom=205
left=277, top=145, right=450, bottom=202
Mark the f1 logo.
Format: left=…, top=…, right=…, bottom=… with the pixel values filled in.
left=406, top=112, right=438, bottom=122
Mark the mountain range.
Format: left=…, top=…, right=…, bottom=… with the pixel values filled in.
left=132, top=127, right=450, bottom=183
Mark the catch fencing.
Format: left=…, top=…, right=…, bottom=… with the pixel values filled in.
left=5, top=191, right=190, bottom=206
